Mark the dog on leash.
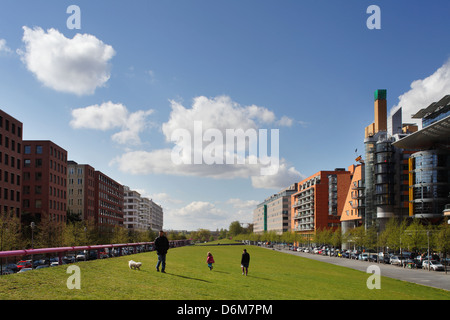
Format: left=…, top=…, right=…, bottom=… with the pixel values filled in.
left=128, top=260, right=142, bottom=270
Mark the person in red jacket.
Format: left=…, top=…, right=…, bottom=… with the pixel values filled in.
left=206, top=252, right=215, bottom=270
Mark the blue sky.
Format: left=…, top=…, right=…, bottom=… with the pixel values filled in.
left=0, top=1, right=449, bottom=230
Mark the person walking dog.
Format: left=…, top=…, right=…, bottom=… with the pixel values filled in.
left=155, top=230, right=170, bottom=273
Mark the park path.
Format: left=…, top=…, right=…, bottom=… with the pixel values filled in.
left=264, top=246, right=450, bottom=292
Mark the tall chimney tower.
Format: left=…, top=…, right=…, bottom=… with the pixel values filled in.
left=374, top=89, right=387, bottom=133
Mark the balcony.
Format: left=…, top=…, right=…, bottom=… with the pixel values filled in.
left=294, top=211, right=314, bottom=220
left=350, top=200, right=365, bottom=209
left=443, top=204, right=450, bottom=216
left=351, top=180, right=365, bottom=190
left=351, top=191, right=365, bottom=200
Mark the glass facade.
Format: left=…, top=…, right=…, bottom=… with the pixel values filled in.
left=374, top=140, right=395, bottom=206
left=409, top=150, right=450, bottom=217
left=364, top=137, right=376, bottom=229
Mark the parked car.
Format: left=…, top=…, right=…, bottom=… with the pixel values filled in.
left=422, top=260, right=444, bottom=271
left=35, top=265, right=49, bottom=270
left=358, top=253, right=369, bottom=261
left=16, top=260, right=32, bottom=270
left=389, top=256, right=408, bottom=266
left=0, top=268, right=14, bottom=275
left=18, top=267, right=32, bottom=273
left=368, top=254, right=378, bottom=262
left=63, top=256, right=76, bottom=264
left=2, top=263, right=18, bottom=273
left=76, top=251, right=86, bottom=261
left=350, top=252, right=359, bottom=260
left=402, top=259, right=417, bottom=268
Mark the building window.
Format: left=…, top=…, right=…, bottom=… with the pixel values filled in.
left=36, top=145, right=43, bottom=154
left=35, top=159, right=43, bottom=168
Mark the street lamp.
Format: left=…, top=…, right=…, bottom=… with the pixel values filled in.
left=427, top=231, right=430, bottom=272
left=1, top=222, right=5, bottom=276
left=30, top=222, right=35, bottom=249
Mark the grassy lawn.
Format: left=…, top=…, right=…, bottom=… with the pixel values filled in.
left=0, top=244, right=449, bottom=300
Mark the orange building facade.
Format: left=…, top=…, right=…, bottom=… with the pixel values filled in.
left=291, top=169, right=351, bottom=239
left=340, top=164, right=364, bottom=234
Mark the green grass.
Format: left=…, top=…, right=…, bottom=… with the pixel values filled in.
left=0, top=244, right=449, bottom=300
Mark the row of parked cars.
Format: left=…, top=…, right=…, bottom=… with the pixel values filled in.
left=0, top=245, right=153, bottom=276
left=289, top=245, right=448, bottom=271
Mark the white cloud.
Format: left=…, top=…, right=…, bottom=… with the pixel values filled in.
left=111, top=148, right=302, bottom=189
left=226, top=198, right=259, bottom=209
left=70, top=101, right=154, bottom=145
left=149, top=192, right=183, bottom=205
left=19, top=26, right=115, bottom=95
left=164, top=199, right=255, bottom=230
left=161, top=96, right=292, bottom=143
left=0, top=39, right=12, bottom=53
left=390, top=59, right=450, bottom=128
left=109, top=95, right=303, bottom=187
left=250, top=162, right=304, bottom=189
left=277, top=115, right=294, bottom=127
left=166, top=201, right=226, bottom=230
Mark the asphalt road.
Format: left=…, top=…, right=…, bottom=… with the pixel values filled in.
left=269, top=247, right=450, bottom=292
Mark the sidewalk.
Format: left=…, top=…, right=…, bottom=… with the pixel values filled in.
left=270, top=246, right=450, bottom=291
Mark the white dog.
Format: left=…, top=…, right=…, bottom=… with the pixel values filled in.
left=128, top=260, right=142, bottom=270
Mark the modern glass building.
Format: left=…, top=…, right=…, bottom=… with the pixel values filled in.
left=364, top=90, right=415, bottom=230
left=409, top=150, right=450, bottom=218
left=393, top=94, right=450, bottom=221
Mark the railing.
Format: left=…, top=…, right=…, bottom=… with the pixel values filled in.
left=0, top=239, right=191, bottom=266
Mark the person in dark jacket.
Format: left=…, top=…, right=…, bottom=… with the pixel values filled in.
left=241, top=249, right=250, bottom=276
left=155, top=230, right=170, bottom=273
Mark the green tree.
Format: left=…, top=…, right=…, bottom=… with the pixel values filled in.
left=403, top=218, right=428, bottom=252
left=229, top=221, right=243, bottom=237
left=364, top=224, right=378, bottom=251
left=63, top=220, right=87, bottom=246
left=196, top=229, right=212, bottom=242
left=344, top=226, right=365, bottom=250
left=0, top=213, right=24, bottom=250
left=433, top=221, right=450, bottom=273
left=381, top=217, right=408, bottom=253
left=34, top=214, right=65, bottom=248
left=111, top=225, right=129, bottom=244
left=330, top=227, right=343, bottom=249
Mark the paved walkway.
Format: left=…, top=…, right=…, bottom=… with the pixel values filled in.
left=269, top=247, right=450, bottom=291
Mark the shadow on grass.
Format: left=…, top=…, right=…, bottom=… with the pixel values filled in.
left=164, top=272, right=211, bottom=283
left=245, top=274, right=273, bottom=281
left=212, top=270, right=229, bottom=274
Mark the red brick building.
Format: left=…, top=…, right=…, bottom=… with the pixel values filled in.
left=291, top=169, right=351, bottom=239
left=0, top=110, right=23, bottom=217
left=94, top=170, right=124, bottom=234
left=22, top=140, right=67, bottom=223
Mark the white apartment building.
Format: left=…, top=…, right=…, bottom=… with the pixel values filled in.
left=123, top=186, right=164, bottom=232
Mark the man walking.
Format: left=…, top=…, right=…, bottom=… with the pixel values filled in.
left=155, top=230, right=169, bottom=273
left=241, top=249, right=250, bottom=276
